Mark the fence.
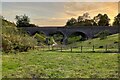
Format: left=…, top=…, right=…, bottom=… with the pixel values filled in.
left=36, top=45, right=118, bottom=53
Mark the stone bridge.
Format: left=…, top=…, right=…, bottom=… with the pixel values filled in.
left=22, top=26, right=119, bottom=44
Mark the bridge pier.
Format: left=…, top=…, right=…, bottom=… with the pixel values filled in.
left=63, top=36, right=68, bottom=45
left=45, top=37, right=50, bottom=45
left=45, top=35, right=68, bottom=45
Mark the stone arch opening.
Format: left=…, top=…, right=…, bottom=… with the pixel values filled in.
left=68, top=32, right=88, bottom=44
left=48, top=31, right=65, bottom=44
left=32, top=31, right=46, bottom=37
left=32, top=31, right=47, bottom=46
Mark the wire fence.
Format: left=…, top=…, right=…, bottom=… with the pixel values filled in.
left=36, top=45, right=119, bottom=53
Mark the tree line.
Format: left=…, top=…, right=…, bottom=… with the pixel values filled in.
left=14, top=13, right=120, bottom=27
left=65, top=13, right=120, bottom=27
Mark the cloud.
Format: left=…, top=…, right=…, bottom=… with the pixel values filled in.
left=32, top=17, right=67, bottom=26
left=62, top=2, right=118, bottom=23
left=28, top=2, right=119, bottom=26
left=2, top=2, right=118, bottom=26
left=63, top=2, right=118, bottom=16
left=65, top=11, right=77, bottom=16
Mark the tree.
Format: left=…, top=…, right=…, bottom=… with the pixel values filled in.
left=66, top=13, right=110, bottom=27
left=66, top=13, right=94, bottom=27
left=15, top=14, right=30, bottom=27
left=93, top=14, right=110, bottom=26
left=113, top=13, right=120, bottom=26
left=93, top=14, right=102, bottom=25
left=82, top=12, right=90, bottom=21
left=77, top=16, right=83, bottom=22
left=77, top=13, right=90, bottom=23
left=66, top=18, right=77, bottom=26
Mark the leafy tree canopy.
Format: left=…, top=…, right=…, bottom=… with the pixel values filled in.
left=65, top=13, right=111, bottom=27
left=15, top=14, right=36, bottom=27
left=113, top=13, right=120, bottom=26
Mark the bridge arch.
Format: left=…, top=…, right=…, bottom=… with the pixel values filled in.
left=68, top=31, right=88, bottom=42
left=32, top=31, right=47, bottom=37
left=48, top=31, right=65, bottom=37
left=48, top=31, right=65, bottom=44
left=30, top=31, right=47, bottom=46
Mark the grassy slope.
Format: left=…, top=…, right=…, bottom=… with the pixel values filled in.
left=69, top=34, right=118, bottom=48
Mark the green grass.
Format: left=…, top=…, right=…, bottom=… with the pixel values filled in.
left=69, top=34, right=118, bottom=49
left=49, top=34, right=118, bottom=53
left=2, top=50, right=119, bottom=78
left=2, top=33, right=119, bottom=78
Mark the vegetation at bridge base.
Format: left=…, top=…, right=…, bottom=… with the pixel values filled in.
left=33, top=33, right=46, bottom=46
left=95, top=30, right=110, bottom=40
left=68, top=33, right=118, bottom=49
left=68, top=34, right=82, bottom=44
left=2, top=17, right=37, bottom=53
left=52, top=32, right=64, bottom=45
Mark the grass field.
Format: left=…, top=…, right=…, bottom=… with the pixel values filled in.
left=2, top=50, right=119, bottom=78
left=2, top=33, right=119, bottom=78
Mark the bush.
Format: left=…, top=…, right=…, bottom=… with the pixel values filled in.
left=95, top=30, right=110, bottom=40
left=2, top=18, right=37, bottom=53
left=68, top=35, right=82, bottom=44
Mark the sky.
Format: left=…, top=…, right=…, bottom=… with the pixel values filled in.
left=2, top=2, right=119, bottom=26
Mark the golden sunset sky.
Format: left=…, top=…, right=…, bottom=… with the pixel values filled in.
left=2, top=2, right=119, bottom=26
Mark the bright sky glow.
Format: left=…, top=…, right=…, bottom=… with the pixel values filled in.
left=2, top=2, right=119, bottom=26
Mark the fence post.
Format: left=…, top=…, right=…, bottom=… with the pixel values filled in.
left=61, top=46, right=62, bottom=52
left=52, top=46, right=53, bottom=51
left=71, top=47, right=72, bottom=52
left=92, top=45, right=95, bottom=52
left=105, top=45, right=107, bottom=52
left=80, top=46, right=82, bottom=53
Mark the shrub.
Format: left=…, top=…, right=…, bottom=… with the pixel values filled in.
left=95, top=30, right=110, bottom=40
left=68, top=35, right=82, bottom=44
left=2, top=18, right=37, bottom=53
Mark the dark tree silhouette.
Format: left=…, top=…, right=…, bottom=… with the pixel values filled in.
left=93, top=14, right=110, bottom=26
left=113, top=13, right=120, bottom=26
left=66, top=13, right=96, bottom=27
left=66, top=18, right=77, bottom=26
left=15, top=14, right=30, bottom=27
left=77, top=16, right=83, bottom=22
